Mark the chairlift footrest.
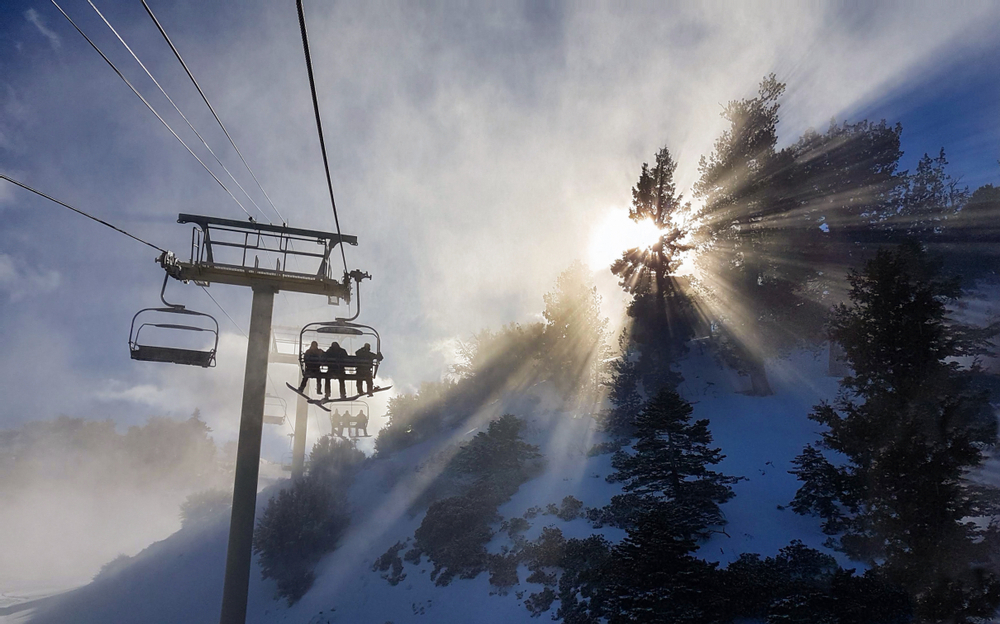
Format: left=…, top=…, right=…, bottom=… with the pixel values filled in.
left=318, top=385, right=392, bottom=404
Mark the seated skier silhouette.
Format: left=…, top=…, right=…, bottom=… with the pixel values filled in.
left=297, top=341, right=324, bottom=394
left=330, top=409, right=343, bottom=437
left=324, top=341, right=349, bottom=399
left=355, top=409, right=369, bottom=437
left=354, top=342, right=383, bottom=396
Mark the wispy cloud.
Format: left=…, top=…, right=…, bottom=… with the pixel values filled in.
left=0, top=1, right=998, bottom=439
left=24, top=9, right=60, bottom=50
left=0, top=177, right=14, bottom=206
left=0, top=253, right=60, bottom=301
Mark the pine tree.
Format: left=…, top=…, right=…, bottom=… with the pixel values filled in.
left=602, top=330, right=643, bottom=433
left=449, top=413, right=540, bottom=493
left=692, top=77, right=901, bottom=395
left=942, top=183, right=1000, bottom=281
left=612, top=146, right=695, bottom=397
left=721, top=541, right=912, bottom=623
left=791, top=242, right=1000, bottom=621
left=540, top=261, right=611, bottom=401
left=692, top=75, right=788, bottom=395
left=252, top=435, right=361, bottom=603
left=901, top=149, right=967, bottom=235
left=601, top=508, right=722, bottom=624
left=608, top=389, right=740, bottom=539
left=252, top=475, right=349, bottom=603
left=778, top=118, right=906, bottom=307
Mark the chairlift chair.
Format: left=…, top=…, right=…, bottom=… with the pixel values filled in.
left=280, top=433, right=295, bottom=472
left=288, top=320, right=389, bottom=403
left=329, top=399, right=371, bottom=438
left=129, top=274, right=219, bottom=367
left=263, top=394, right=287, bottom=425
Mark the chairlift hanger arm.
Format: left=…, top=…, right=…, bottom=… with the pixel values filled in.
left=336, top=270, right=372, bottom=322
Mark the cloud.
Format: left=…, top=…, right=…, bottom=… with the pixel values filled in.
left=0, top=177, right=14, bottom=206
left=1, top=4, right=998, bottom=595
left=0, top=253, right=60, bottom=301
left=24, top=9, right=60, bottom=50
left=1, top=1, right=998, bottom=433
left=93, top=382, right=176, bottom=407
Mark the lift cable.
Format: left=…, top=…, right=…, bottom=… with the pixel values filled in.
left=198, top=285, right=296, bottom=435
left=199, top=285, right=246, bottom=338
left=140, top=0, right=286, bottom=226
left=88, top=0, right=270, bottom=225
left=295, top=0, right=349, bottom=277
left=88, top=1, right=296, bottom=277
left=50, top=0, right=255, bottom=221
left=0, top=174, right=167, bottom=253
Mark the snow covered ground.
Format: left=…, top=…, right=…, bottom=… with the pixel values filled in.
left=22, top=348, right=848, bottom=624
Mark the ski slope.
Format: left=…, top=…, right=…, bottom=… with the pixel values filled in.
left=25, top=348, right=846, bottom=624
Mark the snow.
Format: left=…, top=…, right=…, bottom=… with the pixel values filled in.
left=23, top=348, right=852, bottom=623
left=678, top=348, right=855, bottom=568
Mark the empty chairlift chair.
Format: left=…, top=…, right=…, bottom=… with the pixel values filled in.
left=129, top=275, right=219, bottom=368
left=263, top=395, right=287, bottom=425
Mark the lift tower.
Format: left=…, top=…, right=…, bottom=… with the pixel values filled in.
left=268, top=325, right=309, bottom=479
left=161, top=214, right=357, bottom=624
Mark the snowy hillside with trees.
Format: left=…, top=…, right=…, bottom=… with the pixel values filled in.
left=24, top=347, right=852, bottom=624
left=7, top=71, right=1000, bottom=624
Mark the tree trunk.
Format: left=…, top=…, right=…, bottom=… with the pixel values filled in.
left=747, top=355, right=773, bottom=396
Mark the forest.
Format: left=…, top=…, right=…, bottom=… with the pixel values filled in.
left=13, top=71, right=1000, bottom=623
left=243, top=75, right=1000, bottom=623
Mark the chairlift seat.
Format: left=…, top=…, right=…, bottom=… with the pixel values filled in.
left=263, top=415, right=285, bottom=425
left=131, top=344, right=216, bottom=368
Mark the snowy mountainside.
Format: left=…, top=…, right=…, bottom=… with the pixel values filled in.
left=27, top=349, right=844, bottom=624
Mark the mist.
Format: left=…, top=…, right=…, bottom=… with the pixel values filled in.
left=2, top=0, right=999, bottom=608
left=0, top=414, right=237, bottom=593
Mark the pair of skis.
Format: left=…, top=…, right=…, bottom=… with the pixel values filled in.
left=285, top=382, right=392, bottom=412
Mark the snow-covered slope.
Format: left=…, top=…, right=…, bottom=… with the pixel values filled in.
left=27, top=348, right=845, bottom=624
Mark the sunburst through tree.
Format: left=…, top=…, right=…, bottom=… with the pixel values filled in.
left=608, top=73, right=999, bottom=400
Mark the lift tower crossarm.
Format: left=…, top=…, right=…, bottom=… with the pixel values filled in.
left=166, top=213, right=357, bottom=301
left=177, top=213, right=358, bottom=246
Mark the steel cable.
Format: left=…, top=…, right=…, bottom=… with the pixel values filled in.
left=0, top=174, right=168, bottom=253
left=140, top=0, right=286, bottom=226
left=295, top=0, right=349, bottom=278
left=51, top=0, right=256, bottom=221
left=88, top=0, right=270, bottom=225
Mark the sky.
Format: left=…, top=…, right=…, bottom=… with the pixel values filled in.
left=1, top=0, right=999, bottom=462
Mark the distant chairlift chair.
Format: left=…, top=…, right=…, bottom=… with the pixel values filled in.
left=263, top=394, right=287, bottom=425
left=331, top=400, right=371, bottom=438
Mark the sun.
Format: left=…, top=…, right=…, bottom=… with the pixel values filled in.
left=586, top=207, right=667, bottom=270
